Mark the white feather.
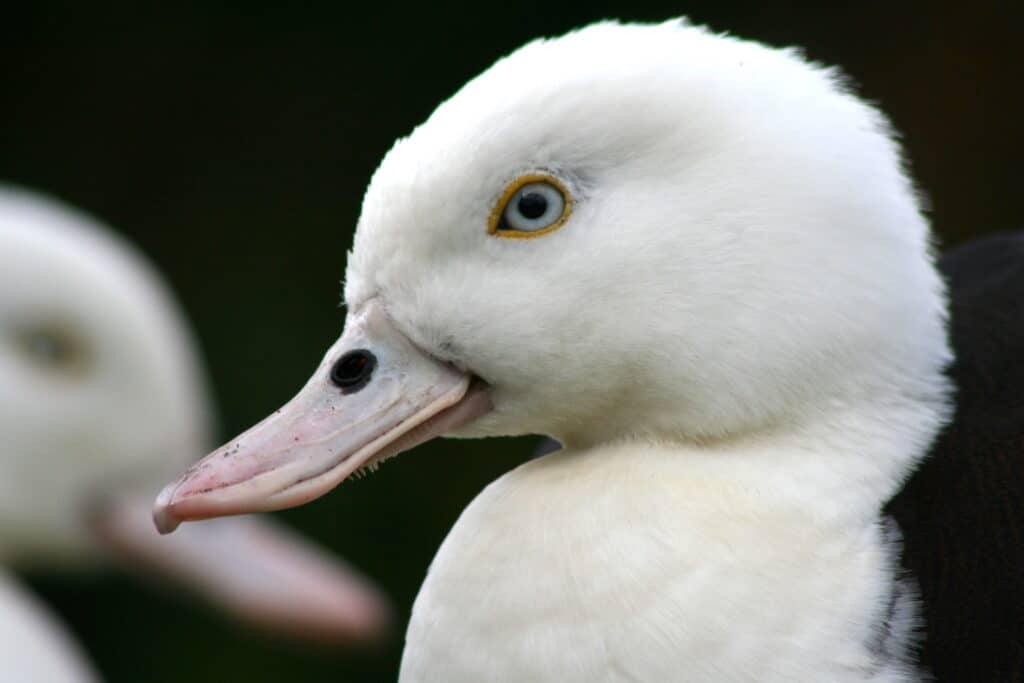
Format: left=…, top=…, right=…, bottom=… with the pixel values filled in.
left=0, top=571, right=97, bottom=683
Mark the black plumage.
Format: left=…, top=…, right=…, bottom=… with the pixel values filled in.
left=886, top=233, right=1024, bottom=680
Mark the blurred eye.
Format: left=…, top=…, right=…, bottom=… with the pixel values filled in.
left=15, top=324, right=91, bottom=376
left=489, top=174, right=572, bottom=238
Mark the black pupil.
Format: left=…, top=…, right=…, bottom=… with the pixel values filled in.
left=517, top=192, right=548, bottom=220
left=330, top=349, right=376, bottom=393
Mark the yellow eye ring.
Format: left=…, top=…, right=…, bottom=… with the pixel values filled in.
left=488, top=173, right=573, bottom=239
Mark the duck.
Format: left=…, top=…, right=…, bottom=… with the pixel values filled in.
left=0, top=184, right=392, bottom=681
left=152, top=20, right=1021, bottom=682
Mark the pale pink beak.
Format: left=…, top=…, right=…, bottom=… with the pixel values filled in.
left=90, top=495, right=391, bottom=644
left=153, top=299, right=491, bottom=533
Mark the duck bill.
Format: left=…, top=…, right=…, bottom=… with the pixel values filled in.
left=153, top=299, right=491, bottom=534
left=90, top=494, right=392, bottom=643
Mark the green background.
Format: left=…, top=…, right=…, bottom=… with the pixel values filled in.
left=2, top=1, right=1021, bottom=681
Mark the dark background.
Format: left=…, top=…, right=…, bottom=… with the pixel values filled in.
left=2, top=1, right=1021, bottom=681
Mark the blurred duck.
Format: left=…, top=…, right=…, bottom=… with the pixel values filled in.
left=0, top=571, right=96, bottom=682
left=153, top=20, right=1022, bottom=683
left=0, top=185, right=391, bottom=681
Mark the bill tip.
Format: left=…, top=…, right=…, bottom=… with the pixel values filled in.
left=152, top=484, right=182, bottom=534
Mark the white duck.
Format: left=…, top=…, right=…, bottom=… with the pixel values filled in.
left=0, top=185, right=391, bottom=681
left=155, top=20, right=962, bottom=682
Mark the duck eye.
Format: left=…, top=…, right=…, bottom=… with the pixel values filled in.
left=15, top=324, right=91, bottom=377
left=489, top=174, right=572, bottom=238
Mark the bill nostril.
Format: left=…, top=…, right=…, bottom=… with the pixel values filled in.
left=330, top=349, right=377, bottom=394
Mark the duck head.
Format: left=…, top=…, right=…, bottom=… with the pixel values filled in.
left=0, top=185, right=390, bottom=642
left=154, top=21, right=951, bottom=529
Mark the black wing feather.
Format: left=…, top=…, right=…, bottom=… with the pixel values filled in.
left=886, top=233, right=1024, bottom=680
